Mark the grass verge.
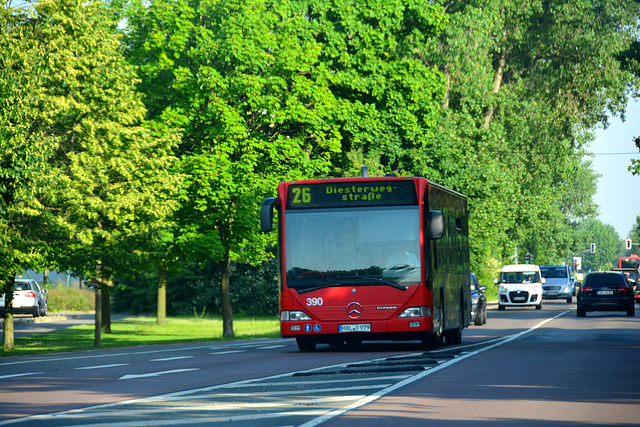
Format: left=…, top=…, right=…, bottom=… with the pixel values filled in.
left=1, top=316, right=281, bottom=357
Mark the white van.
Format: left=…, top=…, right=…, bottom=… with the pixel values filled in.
left=494, top=264, right=545, bottom=310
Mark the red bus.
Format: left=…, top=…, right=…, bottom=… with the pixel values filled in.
left=618, top=255, right=640, bottom=291
left=260, top=171, right=471, bottom=352
left=618, top=254, right=640, bottom=271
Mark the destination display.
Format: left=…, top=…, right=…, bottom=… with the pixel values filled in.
left=286, top=180, right=417, bottom=209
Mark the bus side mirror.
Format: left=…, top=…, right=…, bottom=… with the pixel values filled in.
left=428, top=210, right=444, bottom=240
left=261, top=198, right=277, bottom=233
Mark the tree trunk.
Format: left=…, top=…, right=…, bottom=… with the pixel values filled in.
left=443, top=65, right=451, bottom=110
left=2, top=274, right=15, bottom=351
left=101, top=281, right=111, bottom=334
left=94, top=284, right=102, bottom=347
left=157, top=261, right=167, bottom=325
left=220, top=253, right=234, bottom=337
left=482, top=45, right=507, bottom=130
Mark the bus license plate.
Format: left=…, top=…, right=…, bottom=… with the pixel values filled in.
left=597, top=290, right=613, bottom=295
left=339, top=324, right=371, bottom=333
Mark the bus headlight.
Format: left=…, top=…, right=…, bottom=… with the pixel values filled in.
left=398, top=306, right=431, bottom=318
left=281, top=311, right=312, bottom=321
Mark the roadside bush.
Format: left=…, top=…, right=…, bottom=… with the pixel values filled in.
left=47, top=287, right=94, bottom=311
left=111, top=259, right=279, bottom=317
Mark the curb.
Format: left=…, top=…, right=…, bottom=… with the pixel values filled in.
left=0, top=315, right=67, bottom=326
left=0, top=311, right=93, bottom=326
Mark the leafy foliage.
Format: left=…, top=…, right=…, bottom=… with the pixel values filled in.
left=578, top=219, right=622, bottom=272
left=2, top=0, right=180, bottom=346
left=111, top=260, right=278, bottom=316
left=118, top=0, right=449, bottom=335
left=2, top=0, right=640, bottom=342
left=28, top=0, right=181, bottom=285
left=416, top=0, right=640, bottom=282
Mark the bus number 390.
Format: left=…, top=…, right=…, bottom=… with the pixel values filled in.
left=307, top=297, right=323, bottom=306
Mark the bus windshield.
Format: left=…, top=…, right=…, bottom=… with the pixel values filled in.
left=284, top=206, right=421, bottom=290
left=619, top=258, right=640, bottom=270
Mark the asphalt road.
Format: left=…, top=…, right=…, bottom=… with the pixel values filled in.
left=0, top=301, right=638, bottom=426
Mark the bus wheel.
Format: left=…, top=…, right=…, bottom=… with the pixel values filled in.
left=296, top=337, right=316, bottom=352
left=444, top=303, right=463, bottom=345
left=422, top=306, right=443, bottom=349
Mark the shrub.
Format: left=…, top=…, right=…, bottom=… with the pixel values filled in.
left=111, top=259, right=279, bottom=317
left=47, top=287, right=95, bottom=312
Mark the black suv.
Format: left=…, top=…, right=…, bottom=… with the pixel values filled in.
left=577, top=271, right=635, bottom=317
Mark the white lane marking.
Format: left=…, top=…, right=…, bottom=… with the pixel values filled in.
left=300, top=309, right=573, bottom=427
left=0, top=338, right=288, bottom=367
left=75, top=364, right=129, bottom=370
left=0, top=372, right=43, bottom=380
left=45, top=410, right=329, bottom=426
left=150, top=356, right=195, bottom=362
left=209, top=350, right=245, bottom=355
left=257, top=345, right=287, bottom=350
left=208, top=384, right=389, bottom=398
left=217, top=375, right=410, bottom=389
left=41, top=395, right=360, bottom=419
left=119, top=369, right=199, bottom=381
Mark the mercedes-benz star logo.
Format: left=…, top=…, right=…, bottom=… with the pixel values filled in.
left=347, top=302, right=362, bottom=319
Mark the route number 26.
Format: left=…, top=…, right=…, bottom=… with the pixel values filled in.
left=292, top=187, right=311, bottom=204
left=306, top=297, right=323, bottom=306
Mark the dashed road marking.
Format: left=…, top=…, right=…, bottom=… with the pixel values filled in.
left=75, top=364, right=129, bottom=370
left=151, top=356, right=195, bottom=362
left=119, top=369, right=199, bottom=381
left=0, top=372, right=43, bottom=380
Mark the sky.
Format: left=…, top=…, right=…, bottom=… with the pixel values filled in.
left=589, top=99, right=640, bottom=239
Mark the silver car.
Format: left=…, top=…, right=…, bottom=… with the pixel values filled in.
left=0, top=278, right=48, bottom=317
left=540, top=265, right=574, bottom=303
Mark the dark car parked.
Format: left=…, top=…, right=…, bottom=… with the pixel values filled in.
left=577, top=271, right=635, bottom=317
left=470, top=273, right=487, bottom=325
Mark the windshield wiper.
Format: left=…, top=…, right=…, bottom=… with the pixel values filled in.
left=296, top=276, right=407, bottom=294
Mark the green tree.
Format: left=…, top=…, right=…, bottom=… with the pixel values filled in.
left=1, top=2, right=59, bottom=350
left=301, top=0, right=448, bottom=176
left=2, top=0, right=179, bottom=346
left=418, top=0, right=640, bottom=278
left=122, top=0, right=340, bottom=336
left=37, top=0, right=180, bottom=334
left=120, top=0, right=448, bottom=336
left=578, top=220, right=620, bottom=272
